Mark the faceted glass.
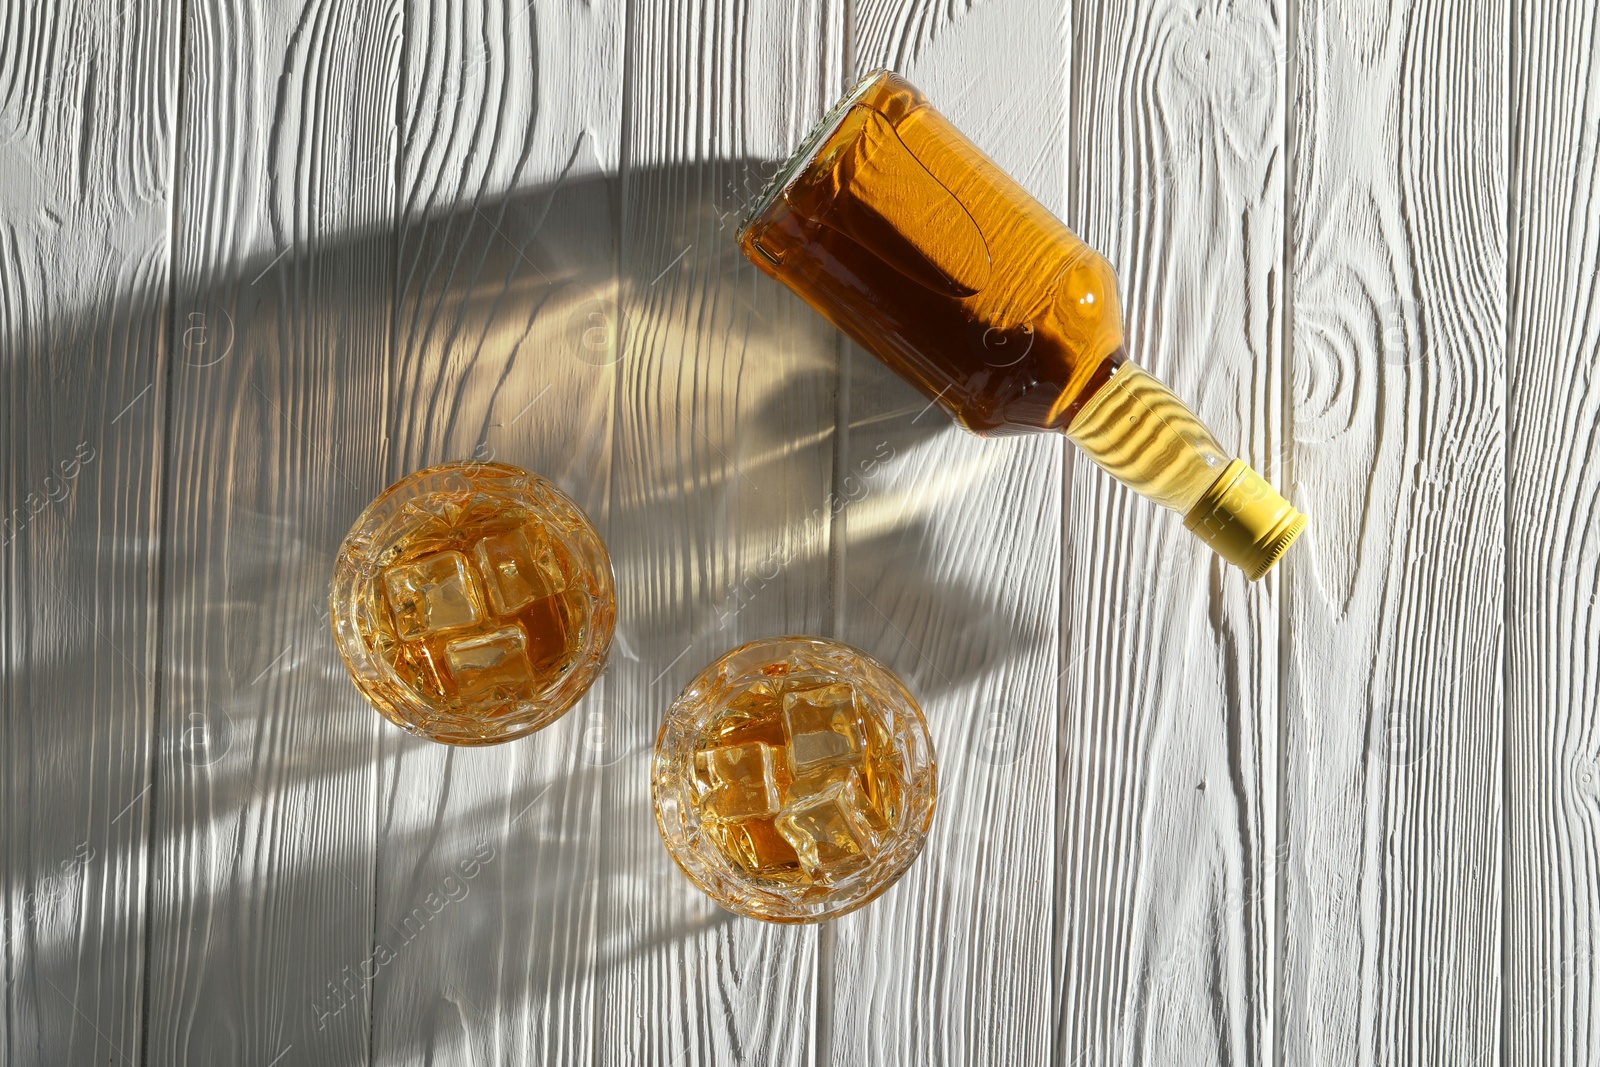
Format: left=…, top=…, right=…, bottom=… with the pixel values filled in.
left=653, top=636, right=936, bottom=923
left=330, top=461, right=614, bottom=745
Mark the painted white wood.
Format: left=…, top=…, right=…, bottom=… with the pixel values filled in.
left=0, top=3, right=175, bottom=1064
left=1504, top=2, right=1600, bottom=1064
left=365, top=3, right=626, bottom=1064
left=1053, top=2, right=1288, bottom=1064
left=830, top=3, right=1066, bottom=1065
left=141, top=2, right=398, bottom=1063
left=592, top=4, right=847, bottom=1064
left=1281, top=0, right=1507, bottom=1062
left=5, top=0, right=1594, bottom=1063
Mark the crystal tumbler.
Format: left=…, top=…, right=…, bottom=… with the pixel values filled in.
left=653, top=636, right=936, bottom=922
left=330, top=461, right=614, bottom=745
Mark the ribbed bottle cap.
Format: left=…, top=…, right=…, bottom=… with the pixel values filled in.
left=1183, top=459, right=1307, bottom=581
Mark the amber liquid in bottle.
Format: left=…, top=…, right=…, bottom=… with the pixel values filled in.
left=739, top=71, right=1305, bottom=577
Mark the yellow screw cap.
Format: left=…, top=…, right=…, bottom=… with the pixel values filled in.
left=1184, top=459, right=1307, bottom=581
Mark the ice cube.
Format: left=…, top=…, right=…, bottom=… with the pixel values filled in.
left=727, top=817, right=801, bottom=874
left=722, top=679, right=781, bottom=719
left=711, top=711, right=787, bottom=751
left=473, top=522, right=566, bottom=616
left=783, top=764, right=857, bottom=804
left=774, top=779, right=877, bottom=878
left=854, top=760, right=899, bottom=831
left=392, top=640, right=447, bottom=700
left=782, top=683, right=865, bottom=775
left=519, top=591, right=572, bottom=672
left=443, top=624, right=538, bottom=701
left=698, top=742, right=782, bottom=820
left=383, top=551, right=483, bottom=639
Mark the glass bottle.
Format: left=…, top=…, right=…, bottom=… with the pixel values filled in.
left=737, top=70, right=1305, bottom=580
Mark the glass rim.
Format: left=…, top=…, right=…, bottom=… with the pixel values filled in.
left=651, top=634, right=936, bottom=923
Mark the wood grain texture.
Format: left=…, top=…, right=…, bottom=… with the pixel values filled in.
left=4, top=0, right=1584, bottom=1062
left=0, top=2, right=174, bottom=1063
left=593, top=3, right=847, bottom=1064
left=830, top=3, right=1066, bottom=1064
left=1054, top=1, right=1288, bottom=1063
left=1504, top=2, right=1600, bottom=1063
left=368, top=2, right=625, bottom=1063
left=1281, top=0, right=1506, bottom=1062
left=142, top=1, right=399, bottom=1062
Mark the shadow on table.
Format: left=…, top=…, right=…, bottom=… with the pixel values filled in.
left=2, top=155, right=1047, bottom=1062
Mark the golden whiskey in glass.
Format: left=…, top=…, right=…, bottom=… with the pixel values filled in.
left=330, top=461, right=614, bottom=745
left=653, top=636, right=936, bottom=923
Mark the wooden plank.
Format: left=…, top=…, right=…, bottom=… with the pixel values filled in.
left=1054, top=0, right=1288, bottom=1063
left=366, top=1, right=626, bottom=1063
left=1281, top=0, right=1506, bottom=1061
left=592, top=2, right=846, bottom=1064
left=1504, top=2, right=1600, bottom=1063
left=829, top=4, right=1066, bottom=1063
left=0, top=3, right=174, bottom=1063
left=141, top=2, right=399, bottom=1062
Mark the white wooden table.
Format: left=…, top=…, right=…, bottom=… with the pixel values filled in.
left=1, top=1, right=1591, bottom=1063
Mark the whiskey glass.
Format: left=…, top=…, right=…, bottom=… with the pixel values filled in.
left=330, top=461, right=614, bottom=745
left=653, top=636, right=936, bottom=923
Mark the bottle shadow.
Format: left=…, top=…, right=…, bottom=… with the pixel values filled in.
left=4, top=154, right=1046, bottom=1058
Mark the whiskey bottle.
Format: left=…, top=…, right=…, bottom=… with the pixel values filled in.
left=737, top=70, right=1305, bottom=580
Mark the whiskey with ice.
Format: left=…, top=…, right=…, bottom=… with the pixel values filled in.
left=654, top=637, right=935, bottom=922
left=331, top=462, right=614, bottom=745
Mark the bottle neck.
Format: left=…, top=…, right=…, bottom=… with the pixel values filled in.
left=1065, top=361, right=1307, bottom=580
left=1064, top=361, right=1231, bottom=514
